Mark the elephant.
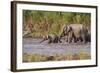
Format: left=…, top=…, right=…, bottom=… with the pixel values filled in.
left=60, top=24, right=76, bottom=43
left=40, top=34, right=62, bottom=44
left=60, top=24, right=91, bottom=43
left=84, top=30, right=91, bottom=42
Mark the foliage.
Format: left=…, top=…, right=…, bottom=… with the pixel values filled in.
left=23, top=10, right=91, bottom=38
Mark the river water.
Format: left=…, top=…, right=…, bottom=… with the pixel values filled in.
left=23, top=38, right=91, bottom=56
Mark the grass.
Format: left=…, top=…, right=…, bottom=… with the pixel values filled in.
left=23, top=51, right=91, bottom=62
left=23, top=10, right=91, bottom=38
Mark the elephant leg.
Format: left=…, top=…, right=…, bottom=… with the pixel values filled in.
left=48, top=40, right=52, bottom=43
left=66, top=39, right=68, bottom=42
left=58, top=38, right=62, bottom=43
left=80, top=36, right=83, bottom=42
left=67, top=36, right=70, bottom=43
left=82, top=35, right=87, bottom=43
left=66, top=36, right=68, bottom=42
left=78, top=36, right=82, bottom=42
left=85, top=33, right=91, bottom=43
left=53, top=36, right=61, bottom=43
left=88, top=35, right=91, bottom=42
left=48, top=38, right=53, bottom=43
left=72, top=33, right=77, bottom=43
left=53, top=38, right=56, bottom=43
left=54, top=37, right=59, bottom=43
left=85, top=35, right=89, bottom=43
left=74, top=37, right=77, bottom=43
left=69, top=38, right=72, bottom=43
left=67, top=33, right=72, bottom=43
left=68, top=36, right=73, bottom=43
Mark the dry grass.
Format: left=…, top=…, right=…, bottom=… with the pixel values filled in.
left=23, top=52, right=91, bottom=62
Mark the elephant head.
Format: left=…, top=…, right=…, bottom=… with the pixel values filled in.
left=60, top=25, right=72, bottom=38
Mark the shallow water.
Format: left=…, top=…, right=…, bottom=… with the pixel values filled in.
left=23, top=38, right=91, bottom=56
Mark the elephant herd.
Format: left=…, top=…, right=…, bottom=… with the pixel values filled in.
left=40, top=24, right=91, bottom=44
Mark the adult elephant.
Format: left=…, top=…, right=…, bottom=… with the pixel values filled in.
left=60, top=24, right=90, bottom=43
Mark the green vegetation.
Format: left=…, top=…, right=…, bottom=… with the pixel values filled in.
left=23, top=10, right=91, bottom=38
left=23, top=52, right=91, bottom=62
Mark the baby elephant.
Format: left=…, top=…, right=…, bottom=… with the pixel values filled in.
left=40, top=34, right=62, bottom=44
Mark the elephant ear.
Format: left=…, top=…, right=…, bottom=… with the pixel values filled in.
left=67, top=26, right=72, bottom=33
left=63, top=25, right=68, bottom=32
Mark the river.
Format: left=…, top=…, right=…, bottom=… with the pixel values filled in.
left=23, top=38, right=91, bottom=56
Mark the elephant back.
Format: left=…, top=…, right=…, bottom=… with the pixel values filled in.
left=68, top=24, right=84, bottom=37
